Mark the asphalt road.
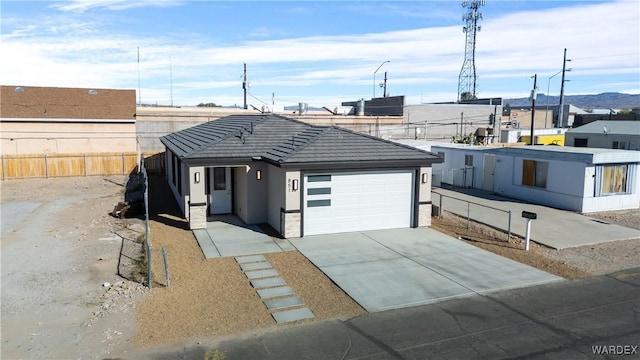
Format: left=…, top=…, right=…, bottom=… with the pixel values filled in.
left=134, top=268, right=640, bottom=360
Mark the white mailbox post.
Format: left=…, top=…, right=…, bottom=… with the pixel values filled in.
left=521, top=211, right=537, bottom=251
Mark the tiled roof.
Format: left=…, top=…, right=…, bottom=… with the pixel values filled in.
left=160, top=114, right=441, bottom=167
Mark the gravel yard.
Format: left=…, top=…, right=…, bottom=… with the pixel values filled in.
left=2, top=173, right=638, bottom=359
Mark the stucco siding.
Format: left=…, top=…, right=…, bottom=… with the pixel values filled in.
left=245, top=163, right=268, bottom=224
left=267, top=164, right=286, bottom=233
left=234, top=167, right=249, bottom=224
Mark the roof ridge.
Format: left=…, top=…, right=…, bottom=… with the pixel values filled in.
left=263, top=126, right=329, bottom=162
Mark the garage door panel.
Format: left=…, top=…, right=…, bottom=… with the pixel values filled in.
left=304, top=171, right=414, bottom=236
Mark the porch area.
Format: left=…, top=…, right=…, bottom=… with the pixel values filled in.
left=192, top=215, right=295, bottom=258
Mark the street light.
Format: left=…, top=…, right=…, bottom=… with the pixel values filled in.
left=373, top=60, right=390, bottom=98
left=546, top=68, right=571, bottom=127
left=545, top=70, right=562, bottom=128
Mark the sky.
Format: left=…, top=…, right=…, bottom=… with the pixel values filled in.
left=1, top=0, right=639, bottom=108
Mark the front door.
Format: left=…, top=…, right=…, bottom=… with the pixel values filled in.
left=482, top=154, right=496, bottom=192
left=210, top=167, right=232, bottom=214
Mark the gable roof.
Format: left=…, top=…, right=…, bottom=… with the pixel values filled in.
left=160, top=114, right=442, bottom=168
left=567, top=120, right=640, bottom=135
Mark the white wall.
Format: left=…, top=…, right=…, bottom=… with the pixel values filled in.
left=493, top=154, right=586, bottom=211
left=432, top=146, right=483, bottom=189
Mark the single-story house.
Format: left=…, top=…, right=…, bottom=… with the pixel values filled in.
left=565, top=120, right=640, bottom=150
left=431, top=144, right=640, bottom=213
left=160, top=114, right=443, bottom=237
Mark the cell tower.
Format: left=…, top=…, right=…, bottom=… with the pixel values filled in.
left=457, top=0, right=484, bottom=102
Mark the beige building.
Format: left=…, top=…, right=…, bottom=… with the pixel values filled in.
left=0, top=85, right=137, bottom=156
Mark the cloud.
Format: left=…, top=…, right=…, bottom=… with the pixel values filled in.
left=50, top=0, right=183, bottom=13
left=2, top=0, right=638, bottom=107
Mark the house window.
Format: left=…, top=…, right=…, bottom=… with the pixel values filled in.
left=307, top=199, right=331, bottom=207
left=308, top=175, right=331, bottom=182
left=213, top=168, right=226, bottom=190
left=522, top=159, right=548, bottom=188
left=465, top=155, right=473, bottom=166
left=600, top=165, right=628, bottom=195
left=308, top=187, right=331, bottom=195
left=612, top=141, right=626, bottom=149
left=574, top=138, right=588, bottom=147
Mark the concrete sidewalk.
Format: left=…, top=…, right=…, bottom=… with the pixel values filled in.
left=433, top=188, right=639, bottom=249
left=291, top=228, right=561, bottom=312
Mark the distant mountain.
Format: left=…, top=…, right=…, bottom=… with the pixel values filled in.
left=504, top=92, right=640, bottom=109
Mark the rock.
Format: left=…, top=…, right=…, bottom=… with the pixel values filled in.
left=103, top=282, right=111, bottom=288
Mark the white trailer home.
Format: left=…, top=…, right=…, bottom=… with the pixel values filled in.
left=431, top=144, right=640, bottom=213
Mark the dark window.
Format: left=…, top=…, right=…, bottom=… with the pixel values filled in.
left=612, top=141, right=626, bottom=149
left=308, top=175, right=331, bottom=182
left=307, top=199, right=331, bottom=207
left=574, top=138, right=588, bottom=147
left=522, top=159, right=548, bottom=188
left=465, top=155, right=473, bottom=166
left=214, top=168, right=226, bottom=190
left=308, top=187, right=331, bottom=195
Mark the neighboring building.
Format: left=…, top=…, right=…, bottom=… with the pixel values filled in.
left=404, top=103, right=500, bottom=142
left=0, top=85, right=136, bottom=155
left=501, top=107, right=554, bottom=129
left=565, top=121, right=640, bottom=150
left=431, top=144, right=640, bottom=213
left=160, top=114, right=442, bottom=236
left=500, top=128, right=569, bottom=144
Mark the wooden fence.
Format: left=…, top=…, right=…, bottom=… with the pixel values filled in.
left=0, top=152, right=166, bottom=180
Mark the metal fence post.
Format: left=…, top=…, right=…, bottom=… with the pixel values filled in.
left=83, top=154, right=87, bottom=177
left=122, top=153, right=125, bottom=175
left=1, top=155, right=4, bottom=180
left=439, top=193, right=443, bottom=219
left=44, top=154, right=48, bottom=178
left=507, top=210, right=512, bottom=241
left=162, top=247, right=170, bottom=287
left=467, top=201, right=470, bottom=229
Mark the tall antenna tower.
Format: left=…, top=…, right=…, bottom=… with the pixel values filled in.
left=457, top=0, right=484, bottom=102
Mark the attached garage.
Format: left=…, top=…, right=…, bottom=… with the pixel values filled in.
left=303, top=171, right=414, bottom=236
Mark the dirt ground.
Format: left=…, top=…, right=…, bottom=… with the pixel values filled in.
left=2, top=174, right=638, bottom=359
left=431, top=210, right=640, bottom=279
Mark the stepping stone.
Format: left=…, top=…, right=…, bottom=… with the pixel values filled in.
left=251, top=277, right=286, bottom=289
left=245, top=269, right=278, bottom=280
left=264, top=296, right=303, bottom=310
left=235, top=255, right=266, bottom=264
left=272, top=307, right=314, bottom=324
left=257, top=286, right=294, bottom=299
left=240, top=261, right=272, bottom=272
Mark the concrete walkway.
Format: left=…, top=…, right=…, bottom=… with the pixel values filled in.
left=433, top=188, right=639, bottom=249
left=290, top=228, right=561, bottom=312
left=193, top=215, right=295, bottom=258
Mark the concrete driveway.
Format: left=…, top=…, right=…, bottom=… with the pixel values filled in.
left=432, top=188, right=640, bottom=249
left=290, top=228, right=561, bottom=312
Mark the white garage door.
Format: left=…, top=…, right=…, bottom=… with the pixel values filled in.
left=303, top=171, right=414, bottom=236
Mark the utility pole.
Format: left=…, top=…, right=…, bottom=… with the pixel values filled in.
left=529, top=74, right=538, bottom=145
left=383, top=71, right=388, bottom=97
left=557, top=48, right=570, bottom=128
left=242, top=63, right=248, bottom=110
